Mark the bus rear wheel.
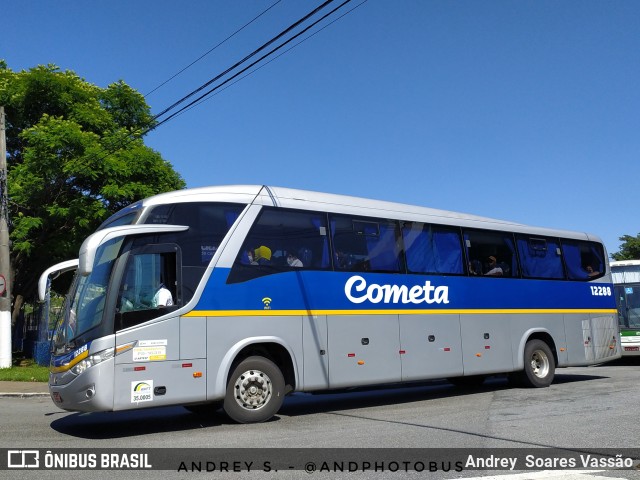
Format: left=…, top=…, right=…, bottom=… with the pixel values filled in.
left=518, top=339, right=555, bottom=388
left=224, top=356, right=285, bottom=424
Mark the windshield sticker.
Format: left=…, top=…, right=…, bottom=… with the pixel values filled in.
left=138, top=339, right=167, bottom=347
left=201, top=245, right=217, bottom=263
left=133, top=346, right=167, bottom=362
left=131, top=380, right=153, bottom=403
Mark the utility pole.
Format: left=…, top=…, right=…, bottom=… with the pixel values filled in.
left=0, top=106, right=11, bottom=368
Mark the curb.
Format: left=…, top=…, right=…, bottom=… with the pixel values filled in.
left=0, top=392, right=50, bottom=398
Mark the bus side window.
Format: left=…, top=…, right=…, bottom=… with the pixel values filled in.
left=401, top=222, right=463, bottom=275
left=562, top=239, right=605, bottom=281
left=463, top=229, right=519, bottom=278
left=330, top=215, right=402, bottom=273
left=227, top=207, right=330, bottom=283
left=516, top=236, right=564, bottom=279
left=116, top=247, right=180, bottom=330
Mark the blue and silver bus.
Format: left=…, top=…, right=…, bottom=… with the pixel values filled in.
left=611, top=260, right=640, bottom=356
left=47, top=185, right=621, bottom=423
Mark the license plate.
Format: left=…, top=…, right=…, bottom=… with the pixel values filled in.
left=624, top=346, right=639, bottom=351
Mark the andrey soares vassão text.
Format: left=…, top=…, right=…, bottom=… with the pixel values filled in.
left=466, top=454, right=637, bottom=470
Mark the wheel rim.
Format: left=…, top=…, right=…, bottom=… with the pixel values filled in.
left=233, top=369, right=272, bottom=410
left=530, top=349, right=550, bottom=378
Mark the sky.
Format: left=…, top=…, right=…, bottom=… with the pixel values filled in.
left=2, top=0, right=639, bottom=256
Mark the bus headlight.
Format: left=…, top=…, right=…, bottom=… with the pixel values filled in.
left=71, top=347, right=115, bottom=376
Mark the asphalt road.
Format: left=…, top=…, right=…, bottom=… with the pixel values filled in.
left=1, top=358, right=639, bottom=480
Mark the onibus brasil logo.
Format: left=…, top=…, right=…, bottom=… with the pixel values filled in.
left=344, top=275, right=450, bottom=305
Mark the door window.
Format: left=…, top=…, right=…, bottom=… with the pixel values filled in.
left=116, top=246, right=179, bottom=329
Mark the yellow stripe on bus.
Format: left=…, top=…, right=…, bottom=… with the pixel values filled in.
left=49, top=350, right=89, bottom=374
left=183, top=308, right=617, bottom=317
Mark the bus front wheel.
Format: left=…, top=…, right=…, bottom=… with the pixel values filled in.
left=224, top=356, right=285, bottom=424
left=519, top=339, right=555, bottom=388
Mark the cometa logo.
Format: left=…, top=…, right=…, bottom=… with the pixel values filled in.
left=344, top=275, right=450, bottom=305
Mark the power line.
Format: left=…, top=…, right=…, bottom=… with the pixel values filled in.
left=168, top=0, right=368, bottom=123
left=153, top=0, right=339, bottom=121
left=152, top=0, right=355, bottom=129
left=144, top=0, right=283, bottom=97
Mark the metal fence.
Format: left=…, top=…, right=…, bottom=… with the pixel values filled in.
left=12, top=299, right=64, bottom=366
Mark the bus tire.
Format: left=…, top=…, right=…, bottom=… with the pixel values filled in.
left=519, top=339, right=555, bottom=388
left=224, top=356, right=285, bottom=424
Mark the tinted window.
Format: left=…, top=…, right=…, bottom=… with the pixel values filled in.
left=228, top=208, right=330, bottom=283
left=516, top=236, right=564, bottom=279
left=116, top=245, right=181, bottom=330
left=561, top=239, right=605, bottom=281
left=145, top=202, right=244, bottom=265
left=143, top=202, right=245, bottom=300
left=615, top=283, right=640, bottom=328
left=330, top=214, right=401, bottom=273
left=98, top=211, right=142, bottom=230
left=402, top=222, right=463, bottom=275
left=464, top=229, right=518, bottom=278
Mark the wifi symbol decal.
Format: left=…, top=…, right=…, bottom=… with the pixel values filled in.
left=262, top=297, right=272, bottom=310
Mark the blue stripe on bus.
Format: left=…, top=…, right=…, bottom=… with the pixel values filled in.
left=193, top=269, right=616, bottom=313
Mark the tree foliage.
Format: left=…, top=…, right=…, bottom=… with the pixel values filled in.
left=611, top=234, right=640, bottom=261
left=0, top=63, right=186, bottom=303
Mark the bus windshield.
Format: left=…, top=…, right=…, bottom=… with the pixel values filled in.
left=52, top=237, right=124, bottom=353
left=615, top=283, right=640, bottom=329
left=97, top=201, right=143, bottom=230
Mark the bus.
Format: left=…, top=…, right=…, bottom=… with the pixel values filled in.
left=611, top=260, right=640, bottom=356
left=46, top=185, right=621, bottom=423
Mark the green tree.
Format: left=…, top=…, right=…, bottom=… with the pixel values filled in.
left=0, top=63, right=185, bottom=315
left=611, top=234, right=640, bottom=261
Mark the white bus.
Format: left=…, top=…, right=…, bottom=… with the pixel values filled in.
left=46, top=185, right=621, bottom=423
left=611, top=260, right=640, bottom=356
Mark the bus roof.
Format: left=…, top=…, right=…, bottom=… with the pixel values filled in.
left=611, top=260, right=640, bottom=267
left=137, top=185, right=603, bottom=245
left=611, top=260, right=640, bottom=284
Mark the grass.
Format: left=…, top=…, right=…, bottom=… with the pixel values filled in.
left=0, top=357, right=49, bottom=382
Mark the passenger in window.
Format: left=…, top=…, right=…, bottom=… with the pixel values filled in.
left=334, top=250, right=348, bottom=269
left=485, top=256, right=504, bottom=276
left=251, top=245, right=272, bottom=265
left=241, top=249, right=253, bottom=265
left=287, top=252, right=303, bottom=267
left=152, top=282, right=174, bottom=307
left=585, top=265, right=600, bottom=277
